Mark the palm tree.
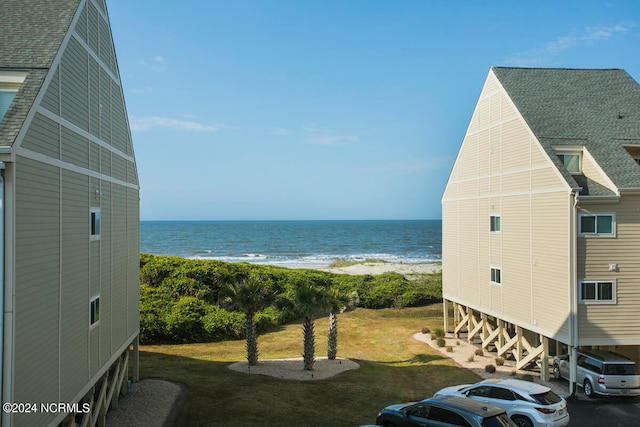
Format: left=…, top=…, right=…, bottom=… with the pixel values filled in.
left=224, top=274, right=274, bottom=366
left=325, top=289, right=342, bottom=360
left=295, top=280, right=322, bottom=370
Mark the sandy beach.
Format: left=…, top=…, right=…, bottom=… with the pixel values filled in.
left=322, top=261, right=441, bottom=276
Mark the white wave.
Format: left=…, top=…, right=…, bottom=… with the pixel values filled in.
left=243, top=253, right=267, bottom=259
left=187, top=251, right=440, bottom=268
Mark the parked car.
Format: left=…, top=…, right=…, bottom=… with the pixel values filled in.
left=434, top=378, right=569, bottom=427
left=553, top=349, right=640, bottom=398
left=375, top=394, right=516, bottom=427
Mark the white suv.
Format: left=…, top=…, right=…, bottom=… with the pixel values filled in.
left=553, top=350, right=640, bottom=398
left=434, top=378, right=569, bottom=427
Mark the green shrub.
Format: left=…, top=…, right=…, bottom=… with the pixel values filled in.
left=474, top=348, right=484, bottom=356
left=140, top=255, right=186, bottom=287
left=161, top=276, right=214, bottom=303
left=436, top=337, right=446, bottom=347
left=202, top=306, right=245, bottom=340
left=445, top=345, right=453, bottom=352
left=495, top=356, right=505, bottom=366
left=485, top=364, right=496, bottom=373
left=163, top=297, right=210, bottom=343
left=422, top=327, right=431, bottom=334
left=433, top=328, right=445, bottom=338
left=139, top=285, right=175, bottom=344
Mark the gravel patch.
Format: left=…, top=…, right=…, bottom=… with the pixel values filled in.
left=103, top=357, right=357, bottom=425
left=106, top=378, right=188, bottom=427
left=415, top=332, right=569, bottom=397
left=228, top=356, right=360, bottom=380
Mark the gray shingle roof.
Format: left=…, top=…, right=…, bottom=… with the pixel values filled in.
left=0, top=0, right=81, bottom=146
left=492, top=67, right=640, bottom=193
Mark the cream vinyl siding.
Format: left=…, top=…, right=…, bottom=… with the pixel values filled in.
left=531, top=192, right=571, bottom=339
left=443, top=70, right=572, bottom=339
left=442, top=203, right=460, bottom=297
left=577, top=197, right=640, bottom=344
left=581, top=149, right=617, bottom=193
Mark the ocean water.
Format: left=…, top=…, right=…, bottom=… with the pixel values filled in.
left=140, top=220, right=441, bottom=268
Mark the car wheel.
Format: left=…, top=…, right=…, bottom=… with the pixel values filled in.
left=511, top=415, right=534, bottom=427
left=553, top=363, right=561, bottom=380
left=584, top=379, right=595, bottom=398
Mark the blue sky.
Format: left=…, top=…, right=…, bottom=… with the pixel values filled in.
left=107, top=1, right=640, bottom=221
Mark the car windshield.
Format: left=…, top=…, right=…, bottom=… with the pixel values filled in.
left=482, top=413, right=514, bottom=427
left=531, top=390, right=562, bottom=405
left=603, top=364, right=637, bottom=375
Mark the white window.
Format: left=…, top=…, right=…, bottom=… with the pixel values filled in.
left=90, top=208, right=100, bottom=240
left=557, top=153, right=581, bottom=173
left=490, top=267, right=501, bottom=284
left=580, top=281, right=615, bottom=304
left=490, top=215, right=501, bottom=232
left=579, top=213, right=614, bottom=236
left=90, top=296, right=100, bottom=327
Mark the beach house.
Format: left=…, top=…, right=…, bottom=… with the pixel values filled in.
left=0, top=0, right=140, bottom=425
left=442, top=67, right=640, bottom=382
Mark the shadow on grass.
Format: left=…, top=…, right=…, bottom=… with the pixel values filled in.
left=405, top=353, right=447, bottom=364
left=135, top=348, right=477, bottom=427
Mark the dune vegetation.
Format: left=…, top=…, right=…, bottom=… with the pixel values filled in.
left=139, top=253, right=442, bottom=345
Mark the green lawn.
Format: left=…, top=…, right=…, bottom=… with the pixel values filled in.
left=138, top=304, right=480, bottom=426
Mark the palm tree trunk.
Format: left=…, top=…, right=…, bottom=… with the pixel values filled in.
left=327, top=311, right=338, bottom=360
left=302, top=314, right=315, bottom=370
left=245, top=311, right=258, bottom=365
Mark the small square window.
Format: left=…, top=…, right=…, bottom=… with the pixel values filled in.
left=90, top=208, right=100, bottom=239
left=490, top=267, right=501, bottom=284
left=490, top=215, right=501, bottom=232
left=579, top=214, right=614, bottom=236
left=90, top=296, right=100, bottom=326
left=557, top=153, right=581, bottom=173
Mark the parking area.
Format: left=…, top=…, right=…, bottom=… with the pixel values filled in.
left=419, top=333, right=640, bottom=426
left=566, top=394, right=640, bottom=426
